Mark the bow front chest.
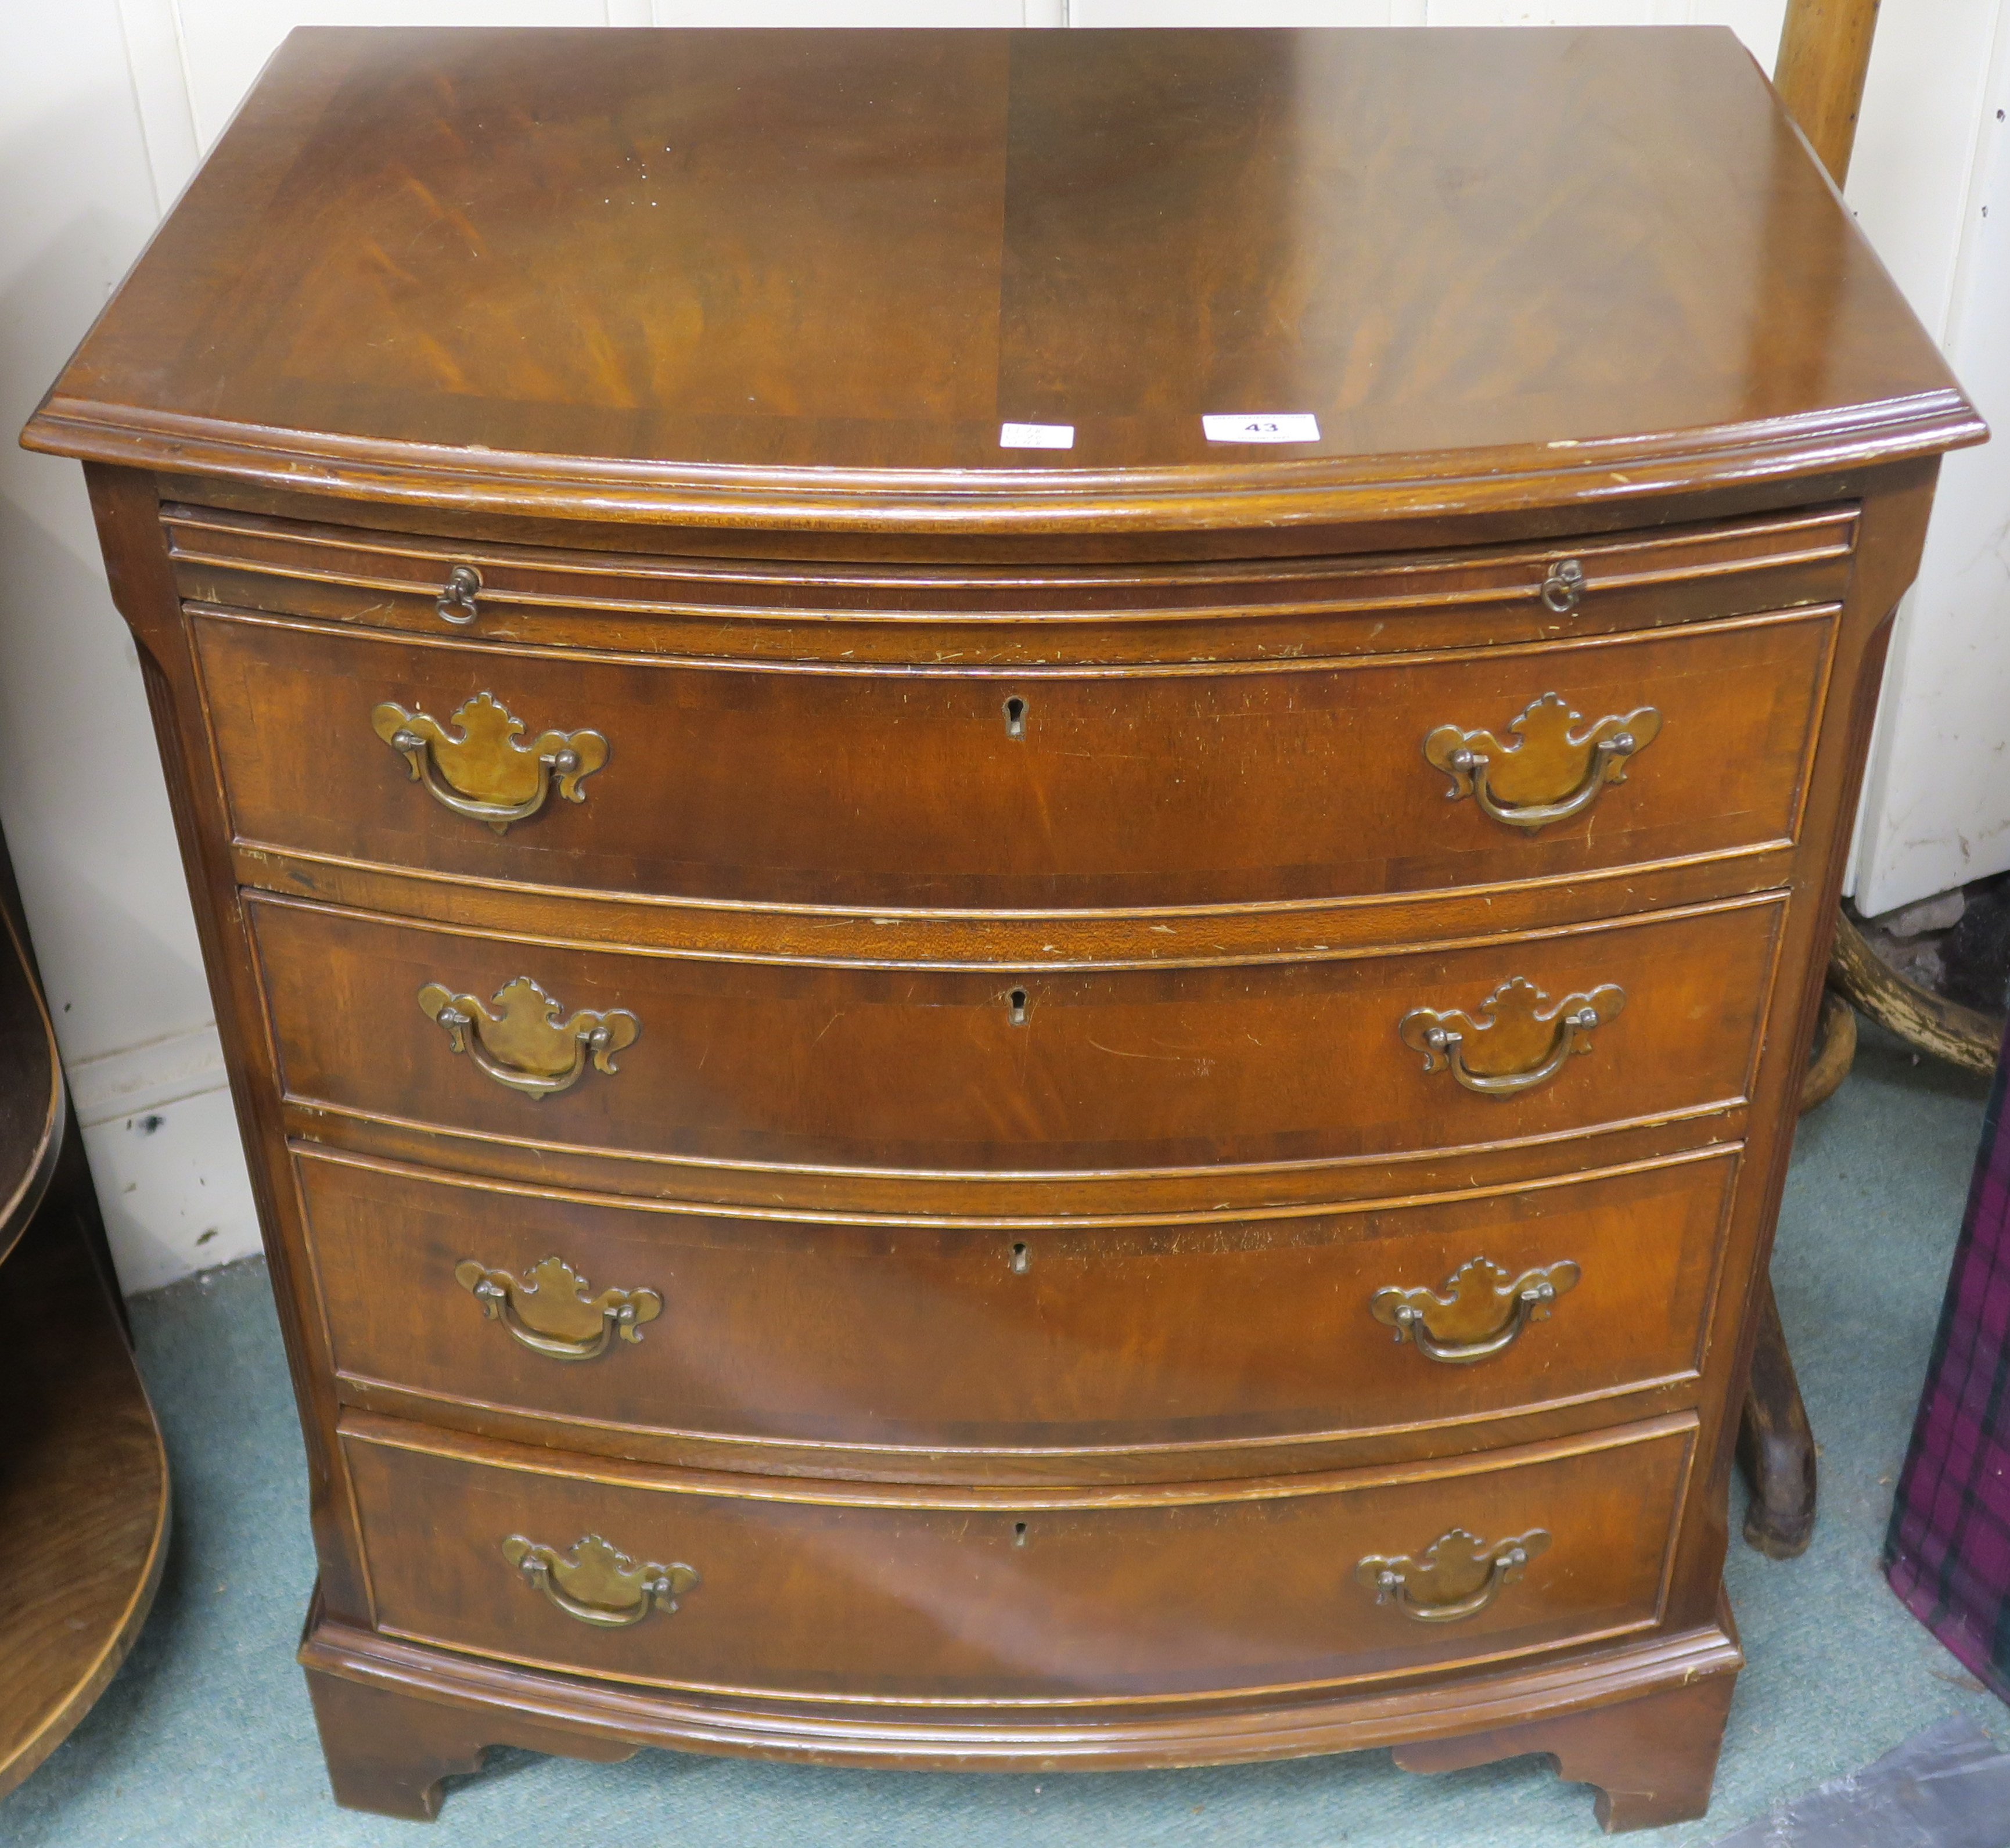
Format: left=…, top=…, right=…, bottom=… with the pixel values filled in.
left=25, top=23, right=1983, bottom=1831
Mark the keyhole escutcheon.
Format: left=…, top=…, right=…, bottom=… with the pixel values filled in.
left=1009, top=1241, right=1030, bottom=1274
left=1008, top=987, right=1029, bottom=1025
left=1004, top=695, right=1027, bottom=738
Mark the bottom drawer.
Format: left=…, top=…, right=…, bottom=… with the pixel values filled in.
left=343, top=1413, right=1693, bottom=1703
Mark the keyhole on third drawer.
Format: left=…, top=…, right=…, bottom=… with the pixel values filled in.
left=1013, top=1522, right=1029, bottom=1548
left=1009, top=1241, right=1030, bottom=1274
left=1008, top=988, right=1029, bottom=1025
left=1003, top=695, right=1027, bottom=738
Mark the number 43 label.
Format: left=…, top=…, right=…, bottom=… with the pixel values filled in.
left=1202, top=412, right=1321, bottom=444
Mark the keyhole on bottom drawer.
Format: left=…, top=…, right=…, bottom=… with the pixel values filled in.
left=1013, top=1522, right=1029, bottom=1547
left=1003, top=695, right=1027, bottom=738
left=1008, top=987, right=1029, bottom=1025
left=1009, top=1241, right=1030, bottom=1274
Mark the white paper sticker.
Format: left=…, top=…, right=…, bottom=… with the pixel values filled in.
left=1202, top=412, right=1321, bottom=444
left=999, top=422, right=1075, bottom=450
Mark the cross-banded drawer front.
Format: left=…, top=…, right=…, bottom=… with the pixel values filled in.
left=341, top=1414, right=1692, bottom=1701
left=308, top=1145, right=1731, bottom=1468
left=250, top=893, right=1779, bottom=1177
left=197, top=603, right=1833, bottom=911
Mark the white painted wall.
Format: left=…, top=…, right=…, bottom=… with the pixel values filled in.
left=1, top=0, right=2000, bottom=1292
left=1849, top=2, right=2010, bottom=913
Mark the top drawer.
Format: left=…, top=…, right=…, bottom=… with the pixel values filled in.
left=198, top=603, right=1833, bottom=911
left=164, top=500, right=1857, bottom=667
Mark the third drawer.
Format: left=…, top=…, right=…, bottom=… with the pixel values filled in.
left=306, top=1142, right=1736, bottom=1470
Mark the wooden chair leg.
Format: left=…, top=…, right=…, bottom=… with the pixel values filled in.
left=1736, top=1276, right=1818, bottom=1559
left=305, top=1668, right=636, bottom=1820
left=1393, top=1669, right=1738, bottom=1833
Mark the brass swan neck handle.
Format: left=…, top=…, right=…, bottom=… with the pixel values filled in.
left=419, top=976, right=639, bottom=1099
left=456, top=1256, right=663, bottom=1362
left=1371, top=1257, right=1581, bottom=1364
left=1425, top=692, right=1662, bottom=833
left=502, top=1533, right=697, bottom=1628
left=1356, top=1527, right=1551, bottom=1624
left=1398, top=978, right=1624, bottom=1098
left=373, top=692, right=608, bottom=835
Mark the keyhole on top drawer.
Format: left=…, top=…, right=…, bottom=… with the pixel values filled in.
left=1008, top=988, right=1029, bottom=1025
left=1013, top=1522, right=1029, bottom=1548
left=1009, top=1242, right=1030, bottom=1274
left=1003, top=695, right=1027, bottom=738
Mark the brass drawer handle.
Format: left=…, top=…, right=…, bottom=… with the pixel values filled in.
left=1398, top=976, right=1624, bottom=1098
left=455, top=1255, right=663, bottom=1361
left=1356, top=1527, right=1551, bottom=1624
left=373, top=692, right=608, bottom=835
left=1423, top=692, right=1661, bottom=833
left=502, top=1533, right=697, bottom=1628
left=418, top=975, right=639, bottom=1099
left=436, top=563, right=481, bottom=625
left=1371, top=1256, right=1580, bottom=1364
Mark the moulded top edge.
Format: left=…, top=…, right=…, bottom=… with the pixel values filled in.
left=19, top=392, right=1986, bottom=536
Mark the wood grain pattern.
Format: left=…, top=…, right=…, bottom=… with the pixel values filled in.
left=165, top=499, right=1859, bottom=664
left=0, top=1167, right=171, bottom=1800
left=1394, top=1665, right=1737, bottom=1831
left=1774, top=0, right=1882, bottom=186
left=195, top=603, right=1836, bottom=912
left=0, top=818, right=170, bottom=1803
left=22, top=21, right=1986, bottom=1829
left=340, top=1412, right=1695, bottom=1702
left=20, top=30, right=1980, bottom=532
left=251, top=892, right=1782, bottom=1175
left=301, top=1144, right=1735, bottom=1473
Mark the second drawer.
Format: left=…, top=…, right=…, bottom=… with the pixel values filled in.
left=253, top=892, right=1782, bottom=1174
left=307, top=1145, right=1735, bottom=1466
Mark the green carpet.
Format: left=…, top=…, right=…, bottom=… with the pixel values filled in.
left=8, top=1023, right=2008, bottom=1846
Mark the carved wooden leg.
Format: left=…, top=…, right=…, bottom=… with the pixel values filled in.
left=1736, top=1277, right=1818, bottom=1558
left=305, top=1668, right=636, bottom=1820
left=1392, top=1670, right=1738, bottom=1834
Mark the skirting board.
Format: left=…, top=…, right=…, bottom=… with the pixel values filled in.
left=69, top=1023, right=259, bottom=1293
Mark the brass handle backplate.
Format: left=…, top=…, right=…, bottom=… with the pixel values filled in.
left=1356, top=1526, right=1551, bottom=1624
left=1371, top=1256, right=1581, bottom=1364
left=419, top=975, right=639, bottom=1099
left=1423, top=691, right=1662, bottom=832
left=373, top=692, right=608, bottom=835
left=502, top=1533, right=697, bottom=1628
left=1398, top=977, right=1624, bottom=1098
left=456, top=1255, right=663, bottom=1361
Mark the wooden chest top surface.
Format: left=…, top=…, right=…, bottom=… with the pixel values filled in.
left=23, top=26, right=1980, bottom=530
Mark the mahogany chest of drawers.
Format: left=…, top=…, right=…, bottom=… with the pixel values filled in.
left=25, top=23, right=1984, bottom=1832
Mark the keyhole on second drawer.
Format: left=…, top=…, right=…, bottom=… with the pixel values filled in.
left=1009, top=1241, right=1030, bottom=1274
left=1003, top=695, right=1027, bottom=738
left=1013, top=1522, right=1029, bottom=1548
left=1008, top=988, right=1029, bottom=1025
